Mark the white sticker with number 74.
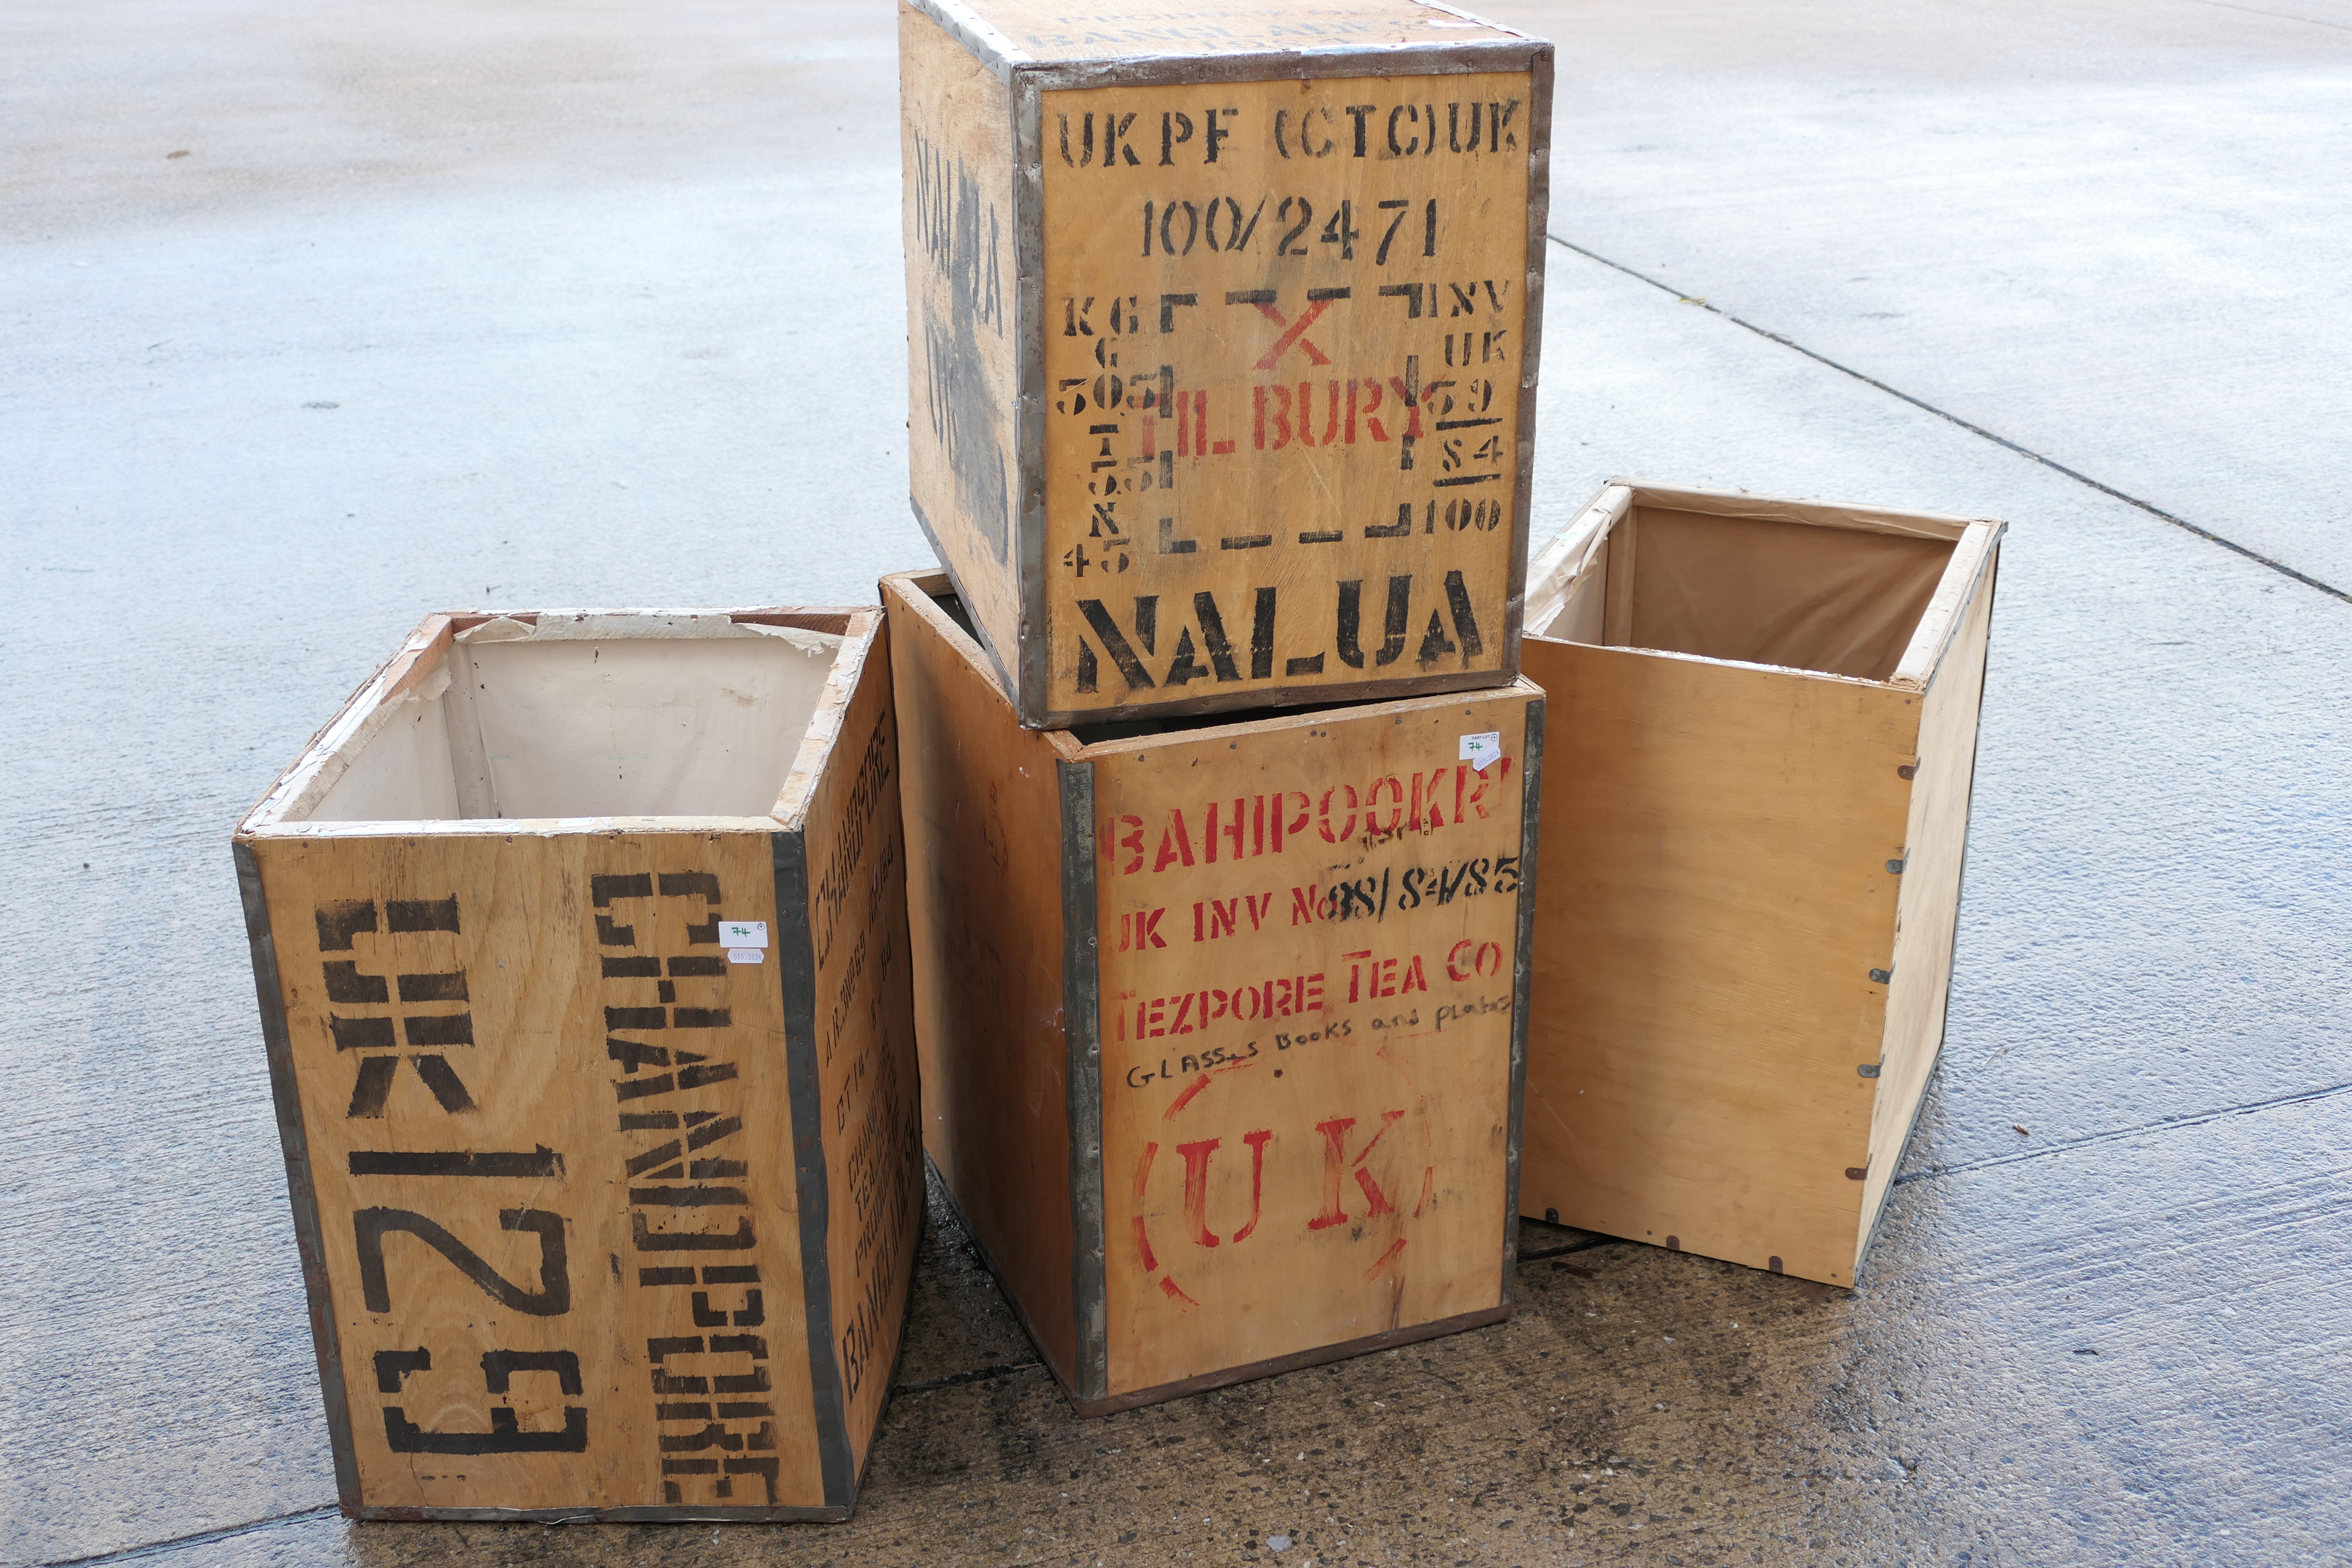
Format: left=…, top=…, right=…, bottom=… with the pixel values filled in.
left=718, top=920, right=768, bottom=965
left=1459, top=731, right=1504, bottom=772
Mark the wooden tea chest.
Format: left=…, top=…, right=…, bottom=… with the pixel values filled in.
left=234, top=609, right=920, bottom=1520
left=900, top=0, right=1552, bottom=727
left=1517, top=482, right=2005, bottom=1287
left=884, top=568, right=1543, bottom=1413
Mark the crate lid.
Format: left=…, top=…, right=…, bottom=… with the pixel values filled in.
left=913, top=0, right=1538, bottom=77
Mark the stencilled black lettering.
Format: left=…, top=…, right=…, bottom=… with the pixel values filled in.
left=1050, top=91, right=1529, bottom=701
left=324, top=961, right=389, bottom=1004
left=596, top=867, right=780, bottom=1505
left=354, top=1207, right=570, bottom=1315
left=347, top=1148, right=564, bottom=1178
left=331, top=1014, right=397, bottom=1051
left=408, top=1054, right=475, bottom=1112
left=312, top=899, right=476, bottom=1116
left=385, top=898, right=461, bottom=934
left=812, top=716, right=896, bottom=975
left=396, top=970, right=468, bottom=1003
left=402, top=1013, right=475, bottom=1047
left=377, top=1347, right=587, bottom=1454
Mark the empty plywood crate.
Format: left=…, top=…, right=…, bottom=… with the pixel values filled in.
left=900, top=0, right=1552, bottom=727
left=1517, top=482, right=2004, bottom=1287
left=234, top=609, right=920, bottom=1520
left=884, top=568, right=1542, bottom=1413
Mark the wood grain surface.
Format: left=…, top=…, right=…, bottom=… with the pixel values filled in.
left=237, top=611, right=917, bottom=1516
left=249, top=828, right=827, bottom=1513
left=884, top=574, right=1086, bottom=1385
left=902, top=4, right=1024, bottom=693
left=1089, top=688, right=1536, bottom=1396
left=898, top=0, right=1549, bottom=726
left=1518, top=485, right=2004, bottom=1287
left=887, top=569, right=1540, bottom=1409
left=1035, top=70, right=1535, bottom=719
left=1862, top=538, right=2002, bottom=1250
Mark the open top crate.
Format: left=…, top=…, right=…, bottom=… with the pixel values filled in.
left=1517, top=482, right=2004, bottom=1286
left=234, top=608, right=920, bottom=1520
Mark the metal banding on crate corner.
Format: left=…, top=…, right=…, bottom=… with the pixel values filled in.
left=232, top=608, right=922, bottom=1520
left=1517, top=481, right=2006, bottom=1289
left=886, top=569, right=1543, bottom=1413
left=900, top=0, right=1552, bottom=728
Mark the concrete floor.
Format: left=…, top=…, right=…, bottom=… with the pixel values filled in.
left=3, top=0, right=2348, bottom=1563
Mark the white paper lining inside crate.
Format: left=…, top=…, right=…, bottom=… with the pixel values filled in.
left=301, top=614, right=844, bottom=823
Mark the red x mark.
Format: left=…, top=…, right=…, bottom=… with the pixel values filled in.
left=1252, top=299, right=1334, bottom=370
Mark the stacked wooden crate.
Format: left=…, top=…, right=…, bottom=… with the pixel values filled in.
left=231, top=0, right=2019, bottom=1524
left=893, top=0, right=1555, bottom=1409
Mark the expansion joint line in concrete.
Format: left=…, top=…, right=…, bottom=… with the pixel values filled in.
left=39, top=1506, right=341, bottom=1568
left=1893, top=1076, right=2352, bottom=1187
left=1546, top=234, right=2352, bottom=609
left=892, top=1359, right=1047, bottom=1396
left=2189, top=0, right=2352, bottom=34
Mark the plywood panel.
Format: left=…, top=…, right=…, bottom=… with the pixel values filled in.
left=1089, top=689, right=1532, bottom=1395
left=249, top=828, right=826, bottom=1513
left=1037, top=69, right=1535, bottom=718
left=883, top=573, right=1083, bottom=1383
left=1861, top=544, right=2001, bottom=1246
left=903, top=2, right=1024, bottom=687
left=944, top=0, right=1528, bottom=62
left=796, top=618, right=923, bottom=1475
left=1518, top=642, right=1918, bottom=1286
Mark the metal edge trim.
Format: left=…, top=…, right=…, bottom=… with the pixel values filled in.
left=234, top=839, right=364, bottom=1512
left=1065, top=1303, right=1512, bottom=1417
left=772, top=829, right=857, bottom=1511
left=351, top=1504, right=855, bottom=1523
left=1505, top=42, right=1553, bottom=678
left=1039, top=667, right=1514, bottom=733
left=1014, top=74, right=1054, bottom=728
left=1019, top=39, right=1543, bottom=91
left=903, top=0, right=1032, bottom=79
left=1855, top=545, right=2002, bottom=1279
left=909, top=493, right=1023, bottom=705
left=1057, top=758, right=1109, bottom=1403
left=1501, top=693, right=1543, bottom=1301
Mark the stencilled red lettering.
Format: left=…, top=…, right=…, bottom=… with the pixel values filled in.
left=1308, top=1110, right=1408, bottom=1230
left=1098, top=759, right=1512, bottom=878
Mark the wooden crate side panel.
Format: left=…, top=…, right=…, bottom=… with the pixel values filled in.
left=903, top=3, right=1025, bottom=685
left=248, top=830, right=825, bottom=1514
left=235, top=840, right=363, bottom=1511
left=1091, top=687, right=1535, bottom=1395
left=1035, top=68, right=1537, bottom=720
left=1518, top=642, right=1917, bottom=1286
left=1861, top=547, right=2001, bottom=1257
left=882, top=582, right=1082, bottom=1381
left=800, top=622, right=924, bottom=1471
